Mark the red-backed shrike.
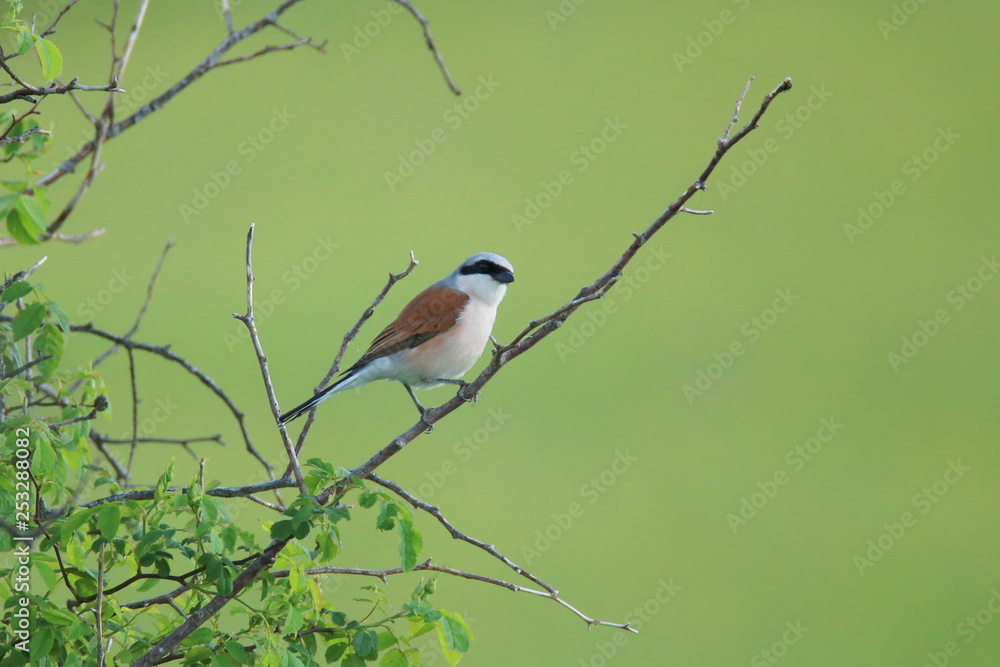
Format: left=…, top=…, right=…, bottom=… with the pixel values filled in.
left=279, top=252, right=515, bottom=424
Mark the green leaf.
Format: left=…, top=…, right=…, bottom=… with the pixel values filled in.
left=29, top=624, right=55, bottom=663
left=0, top=192, right=16, bottom=218
left=403, top=600, right=440, bottom=623
left=438, top=613, right=471, bottom=653
left=12, top=302, right=45, bottom=340
left=182, top=627, right=214, bottom=646
left=183, top=646, right=214, bottom=664
left=380, top=650, right=409, bottom=667
left=32, top=323, right=63, bottom=380
left=225, top=640, right=254, bottom=665
left=216, top=568, right=233, bottom=597
left=325, top=641, right=348, bottom=662
left=59, top=506, right=99, bottom=546
left=134, top=529, right=164, bottom=559
left=1, top=280, right=32, bottom=302
left=6, top=207, right=41, bottom=245
left=32, top=35, right=62, bottom=81
left=352, top=629, right=379, bottom=661
left=358, top=490, right=378, bottom=508
left=47, top=300, right=71, bottom=335
left=270, top=519, right=293, bottom=540
left=16, top=26, right=32, bottom=55
left=341, top=655, right=366, bottom=667
left=398, top=518, right=422, bottom=572
left=202, top=496, right=231, bottom=523
left=1, top=2, right=20, bottom=27
left=17, top=193, right=47, bottom=229
left=31, top=435, right=55, bottom=476
left=282, top=605, right=304, bottom=635
left=97, top=504, right=120, bottom=540
left=376, top=502, right=398, bottom=531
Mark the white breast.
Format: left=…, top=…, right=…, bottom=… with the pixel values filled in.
left=396, top=298, right=497, bottom=388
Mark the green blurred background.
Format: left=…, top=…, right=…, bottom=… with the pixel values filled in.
left=6, top=0, right=1000, bottom=664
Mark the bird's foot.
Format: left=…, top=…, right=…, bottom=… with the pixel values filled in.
left=419, top=408, right=435, bottom=433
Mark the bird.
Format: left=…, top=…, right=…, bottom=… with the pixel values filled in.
left=279, top=252, right=515, bottom=425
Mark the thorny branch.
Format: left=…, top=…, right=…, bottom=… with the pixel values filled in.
left=132, top=77, right=792, bottom=663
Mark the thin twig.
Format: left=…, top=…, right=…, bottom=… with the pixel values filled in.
left=36, top=0, right=316, bottom=190
left=393, top=0, right=462, bottom=95
left=98, top=434, right=224, bottom=447
left=57, top=320, right=275, bottom=478
left=233, top=224, right=307, bottom=494
left=369, top=474, right=554, bottom=593
left=125, top=346, right=139, bottom=485
left=40, top=0, right=82, bottom=38
left=0, top=355, right=53, bottom=380
left=0, top=127, right=51, bottom=147
left=0, top=230, right=105, bottom=247
left=96, top=544, right=106, bottom=667
left=92, top=238, right=174, bottom=369
left=292, top=251, right=419, bottom=457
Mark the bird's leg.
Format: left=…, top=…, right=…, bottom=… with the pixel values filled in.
left=403, top=384, right=434, bottom=432
left=436, top=378, right=478, bottom=405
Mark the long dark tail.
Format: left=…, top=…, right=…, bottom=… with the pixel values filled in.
left=279, top=375, right=351, bottom=424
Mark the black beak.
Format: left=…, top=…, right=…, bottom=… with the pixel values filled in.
left=495, top=270, right=515, bottom=284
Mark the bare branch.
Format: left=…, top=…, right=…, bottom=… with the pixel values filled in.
left=0, top=256, right=46, bottom=298
left=98, top=434, right=224, bottom=448
left=368, top=473, right=554, bottom=593
left=292, top=251, right=419, bottom=455
left=0, top=126, right=50, bottom=147
left=40, top=0, right=83, bottom=38
left=393, top=0, right=461, bottom=95
left=90, top=238, right=174, bottom=369
left=36, top=0, right=316, bottom=190
left=63, top=321, right=275, bottom=478
left=0, top=229, right=105, bottom=247
left=0, top=354, right=53, bottom=379
left=233, top=224, right=307, bottom=494
left=0, top=77, right=123, bottom=105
